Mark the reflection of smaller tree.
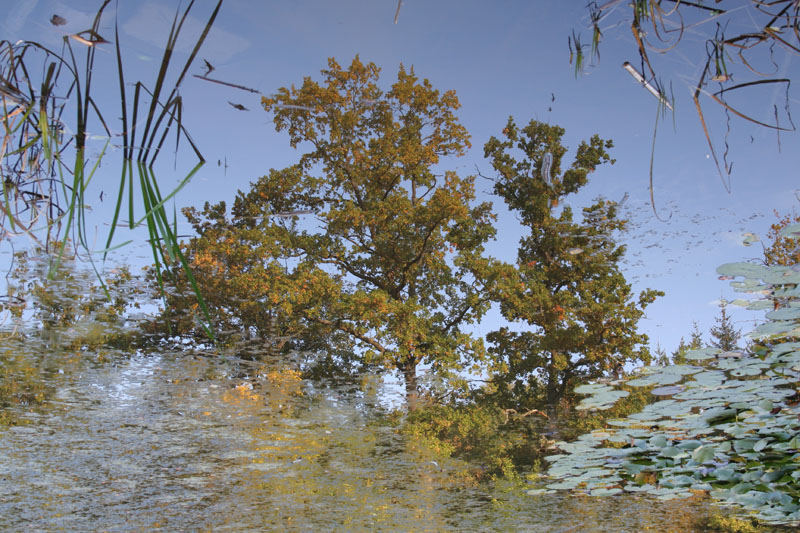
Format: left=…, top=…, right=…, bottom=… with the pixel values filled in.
left=652, top=342, right=669, bottom=366
left=709, top=300, right=741, bottom=352
left=671, top=322, right=703, bottom=365
left=483, top=118, right=662, bottom=423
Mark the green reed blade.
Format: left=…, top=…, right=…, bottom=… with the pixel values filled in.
left=140, top=0, right=220, bottom=164
left=104, top=158, right=128, bottom=261
left=94, top=239, right=134, bottom=255
left=134, top=160, right=203, bottom=227
left=51, top=148, right=85, bottom=278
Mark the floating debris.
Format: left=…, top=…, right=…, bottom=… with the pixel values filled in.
left=741, top=232, right=759, bottom=246
left=541, top=151, right=553, bottom=185
left=70, top=30, right=109, bottom=47
left=394, top=0, right=403, bottom=24
left=193, top=75, right=261, bottom=94
left=622, top=61, right=672, bottom=110
left=567, top=248, right=583, bottom=255
left=275, top=104, right=316, bottom=112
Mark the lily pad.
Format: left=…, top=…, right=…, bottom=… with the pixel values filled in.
left=541, top=272, right=800, bottom=527
left=778, top=222, right=800, bottom=238
left=716, top=262, right=768, bottom=280
left=684, top=347, right=721, bottom=361
left=650, top=385, right=685, bottom=396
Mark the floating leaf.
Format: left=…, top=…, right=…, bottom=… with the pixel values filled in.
left=659, top=446, right=685, bottom=458
left=628, top=372, right=683, bottom=387
left=574, top=383, right=614, bottom=395
left=651, top=385, right=684, bottom=396
left=750, top=321, right=800, bottom=340
left=733, top=439, right=758, bottom=453
left=766, top=307, right=800, bottom=321
left=692, top=445, right=716, bottom=464
left=716, top=262, right=768, bottom=280
left=661, top=365, right=703, bottom=375
left=684, top=348, right=721, bottom=361
left=542, top=270, right=800, bottom=526
left=591, top=487, right=623, bottom=496
left=677, top=440, right=703, bottom=450
left=714, top=467, right=737, bottom=481
left=70, top=29, right=110, bottom=46
left=753, top=438, right=771, bottom=452
left=649, top=434, right=668, bottom=448
left=746, top=299, right=775, bottom=311
left=778, top=223, right=800, bottom=238
left=688, top=370, right=726, bottom=387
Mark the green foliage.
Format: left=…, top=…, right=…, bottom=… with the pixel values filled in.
left=0, top=2, right=221, bottom=335
left=540, top=260, right=800, bottom=527
left=0, top=346, right=49, bottom=425
left=703, top=512, right=766, bottom=533
left=764, top=208, right=800, bottom=269
left=156, top=57, right=498, bottom=400
left=673, top=322, right=704, bottom=364
left=2, top=249, right=140, bottom=350
left=403, top=401, right=548, bottom=480
left=710, top=301, right=742, bottom=352
left=237, top=56, right=495, bottom=403
left=762, top=208, right=800, bottom=328
left=482, top=117, right=662, bottom=419
left=403, top=381, right=654, bottom=481
left=653, top=343, right=669, bottom=366
left=560, top=383, right=653, bottom=441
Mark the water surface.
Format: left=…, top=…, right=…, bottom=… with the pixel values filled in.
left=0, top=346, right=716, bottom=531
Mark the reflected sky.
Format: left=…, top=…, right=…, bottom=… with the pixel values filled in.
left=2, top=0, right=798, bottom=355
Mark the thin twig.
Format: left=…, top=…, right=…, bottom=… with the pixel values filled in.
left=192, top=74, right=261, bottom=94
left=394, top=0, right=403, bottom=24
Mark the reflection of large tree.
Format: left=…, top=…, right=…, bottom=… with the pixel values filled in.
left=167, top=57, right=497, bottom=406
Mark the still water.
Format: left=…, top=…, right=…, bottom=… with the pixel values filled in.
left=0, top=344, right=715, bottom=531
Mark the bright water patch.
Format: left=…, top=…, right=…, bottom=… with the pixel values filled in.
left=0, top=347, right=715, bottom=530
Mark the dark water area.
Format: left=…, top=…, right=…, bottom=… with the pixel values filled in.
left=0, top=345, right=715, bottom=531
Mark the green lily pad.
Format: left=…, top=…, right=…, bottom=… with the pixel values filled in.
left=628, top=372, right=683, bottom=387
left=574, top=383, right=615, bottom=395
left=745, top=299, right=775, bottom=310
left=778, top=222, right=800, bottom=238
left=651, top=385, right=685, bottom=396
left=542, top=273, right=800, bottom=527
left=716, top=262, right=768, bottom=279
left=692, top=445, right=716, bottom=464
